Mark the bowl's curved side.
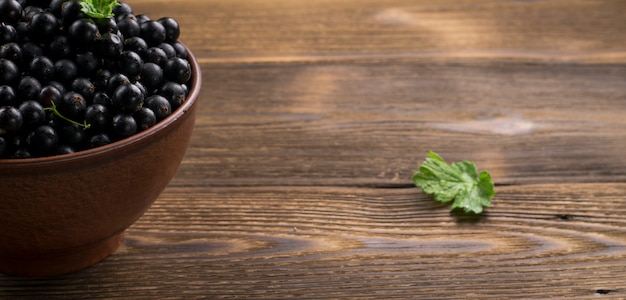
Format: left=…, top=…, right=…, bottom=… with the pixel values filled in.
left=0, top=43, right=202, bottom=277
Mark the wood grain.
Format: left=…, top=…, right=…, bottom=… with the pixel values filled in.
left=173, top=60, right=626, bottom=187
left=3, top=185, right=626, bottom=298
left=2, top=0, right=626, bottom=298
left=129, top=0, right=626, bottom=63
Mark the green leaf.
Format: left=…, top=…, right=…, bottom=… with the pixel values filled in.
left=80, top=0, right=120, bottom=19
left=413, top=151, right=495, bottom=214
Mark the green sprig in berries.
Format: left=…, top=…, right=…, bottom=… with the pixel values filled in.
left=44, top=102, right=91, bottom=130
left=80, top=0, right=120, bottom=19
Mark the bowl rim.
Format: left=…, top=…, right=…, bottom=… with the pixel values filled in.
left=0, top=42, right=202, bottom=167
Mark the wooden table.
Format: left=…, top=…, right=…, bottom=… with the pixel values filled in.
left=2, top=0, right=626, bottom=298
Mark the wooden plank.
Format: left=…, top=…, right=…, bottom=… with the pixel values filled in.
left=127, top=0, right=626, bottom=62
left=170, top=60, right=626, bottom=187
left=2, top=184, right=626, bottom=298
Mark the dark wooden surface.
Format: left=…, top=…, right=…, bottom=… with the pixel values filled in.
left=3, top=0, right=626, bottom=298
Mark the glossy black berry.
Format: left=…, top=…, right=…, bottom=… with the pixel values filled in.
left=173, top=42, right=188, bottom=59
left=17, top=76, right=42, bottom=100
left=140, top=62, right=163, bottom=91
left=140, top=20, right=166, bottom=46
left=60, top=0, right=85, bottom=28
left=0, top=0, right=23, bottom=25
left=0, top=23, right=18, bottom=44
left=157, top=42, right=176, bottom=58
left=29, top=56, right=54, bottom=83
left=84, top=103, right=110, bottom=131
left=53, top=58, right=78, bottom=85
left=133, top=107, right=155, bottom=131
left=88, top=132, right=110, bottom=148
left=29, top=11, right=59, bottom=41
left=117, top=50, right=143, bottom=78
left=0, top=85, right=16, bottom=106
left=123, top=36, right=147, bottom=57
left=68, top=18, right=99, bottom=49
left=71, top=77, right=95, bottom=101
left=0, top=106, right=23, bottom=132
left=97, top=32, right=123, bottom=58
left=157, top=17, right=179, bottom=43
left=21, top=41, right=43, bottom=65
left=18, top=99, right=45, bottom=128
left=112, top=83, right=143, bottom=113
left=145, top=46, right=167, bottom=65
left=48, top=35, right=73, bottom=59
left=106, top=73, right=130, bottom=94
left=158, top=81, right=187, bottom=109
left=58, top=124, right=85, bottom=148
left=144, top=95, right=171, bottom=121
left=27, top=125, right=58, bottom=155
left=75, top=52, right=101, bottom=76
left=38, top=84, right=62, bottom=107
left=58, top=91, right=86, bottom=119
left=0, top=58, right=20, bottom=85
left=113, top=2, right=133, bottom=19
left=112, top=113, right=136, bottom=138
left=163, top=57, right=191, bottom=84
left=0, top=42, right=23, bottom=62
left=117, top=17, right=139, bottom=38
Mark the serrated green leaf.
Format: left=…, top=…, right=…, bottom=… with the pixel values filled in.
left=413, top=151, right=495, bottom=214
left=80, top=0, right=120, bottom=19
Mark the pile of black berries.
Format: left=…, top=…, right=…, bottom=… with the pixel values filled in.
left=0, top=0, right=193, bottom=158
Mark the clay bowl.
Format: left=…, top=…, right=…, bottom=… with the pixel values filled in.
left=0, top=45, right=201, bottom=277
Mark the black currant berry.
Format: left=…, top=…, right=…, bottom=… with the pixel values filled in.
left=29, top=55, right=54, bottom=83
left=29, top=11, right=59, bottom=42
left=158, top=81, right=187, bottom=109
left=117, top=50, right=143, bottom=79
left=111, top=113, right=137, bottom=138
left=18, top=100, right=46, bottom=128
left=53, top=58, right=78, bottom=85
left=163, top=57, right=191, bottom=84
left=0, top=106, right=23, bottom=133
left=133, top=107, right=155, bottom=131
left=17, top=76, right=42, bottom=100
left=0, top=85, right=16, bottom=106
left=68, top=18, right=99, bottom=49
left=139, top=20, right=166, bottom=46
left=0, top=58, right=20, bottom=85
left=58, top=124, right=85, bottom=148
left=38, top=84, right=62, bottom=107
left=58, top=91, right=86, bottom=119
left=0, top=0, right=23, bottom=25
left=0, top=42, right=23, bottom=62
left=75, top=52, right=101, bottom=76
left=70, top=77, right=95, bottom=101
left=157, top=17, right=179, bottom=42
left=97, top=32, right=123, bottom=58
left=84, top=103, right=110, bottom=131
left=112, top=83, right=143, bottom=113
left=27, top=125, right=58, bottom=155
left=0, top=23, right=18, bottom=44
left=140, top=62, right=163, bottom=91
left=144, top=95, right=171, bottom=121
left=88, top=132, right=110, bottom=148
left=117, top=16, right=139, bottom=38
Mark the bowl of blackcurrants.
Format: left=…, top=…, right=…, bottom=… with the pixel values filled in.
left=0, top=0, right=201, bottom=277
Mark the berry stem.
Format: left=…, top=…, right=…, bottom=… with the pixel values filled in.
left=45, top=101, right=91, bottom=130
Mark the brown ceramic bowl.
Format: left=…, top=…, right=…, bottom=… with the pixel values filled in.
left=0, top=45, right=201, bottom=277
